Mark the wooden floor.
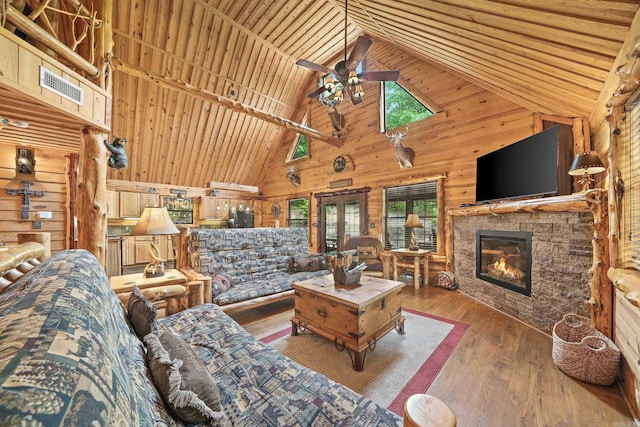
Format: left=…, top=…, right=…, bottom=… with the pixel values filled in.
left=232, top=285, right=637, bottom=427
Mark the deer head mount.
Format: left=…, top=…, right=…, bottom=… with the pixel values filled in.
left=385, top=125, right=414, bottom=169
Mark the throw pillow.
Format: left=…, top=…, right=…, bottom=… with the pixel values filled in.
left=211, top=271, right=233, bottom=297
left=356, top=245, right=378, bottom=261
left=127, top=285, right=158, bottom=340
left=286, top=254, right=328, bottom=273
left=144, top=330, right=224, bottom=424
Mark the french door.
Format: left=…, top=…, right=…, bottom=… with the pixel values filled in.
left=315, top=188, right=369, bottom=254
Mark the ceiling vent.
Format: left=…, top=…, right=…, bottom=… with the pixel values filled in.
left=39, top=66, right=84, bottom=105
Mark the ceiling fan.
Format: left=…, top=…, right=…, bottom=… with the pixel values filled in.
left=295, top=0, right=399, bottom=105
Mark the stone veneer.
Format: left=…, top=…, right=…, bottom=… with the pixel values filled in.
left=453, top=211, right=593, bottom=334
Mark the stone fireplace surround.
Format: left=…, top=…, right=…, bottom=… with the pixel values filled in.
left=452, top=209, right=593, bottom=334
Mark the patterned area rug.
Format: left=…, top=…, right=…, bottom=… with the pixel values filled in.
left=261, top=307, right=469, bottom=415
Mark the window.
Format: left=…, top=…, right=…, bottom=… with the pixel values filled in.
left=621, top=100, right=640, bottom=270
left=287, top=114, right=309, bottom=161
left=288, top=197, right=309, bottom=228
left=384, top=181, right=438, bottom=251
left=382, top=81, right=433, bottom=131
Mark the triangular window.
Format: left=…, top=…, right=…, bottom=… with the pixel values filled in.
left=287, top=114, right=309, bottom=162
left=382, top=81, right=433, bottom=130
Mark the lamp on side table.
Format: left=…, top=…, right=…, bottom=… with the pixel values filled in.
left=130, top=206, right=179, bottom=278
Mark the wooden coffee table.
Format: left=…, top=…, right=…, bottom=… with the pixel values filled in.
left=291, top=274, right=405, bottom=371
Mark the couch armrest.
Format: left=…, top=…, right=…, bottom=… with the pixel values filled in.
left=180, top=267, right=212, bottom=304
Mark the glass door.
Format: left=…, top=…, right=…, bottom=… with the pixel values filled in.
left=316, top=189, right=368, bottom=254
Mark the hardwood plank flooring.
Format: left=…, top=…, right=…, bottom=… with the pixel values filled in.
left=232, top=285, right=637, bottom=427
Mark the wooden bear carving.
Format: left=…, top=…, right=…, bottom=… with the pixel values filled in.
left=105, top=136, right=128, bottom=170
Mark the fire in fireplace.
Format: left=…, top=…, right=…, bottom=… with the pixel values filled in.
left=476, top=230, right=532, bottom=296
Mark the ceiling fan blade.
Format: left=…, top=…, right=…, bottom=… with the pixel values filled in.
left=295, top=59, right=333, bottom=74
left=359, top=70, right=400, bottom=82
left=346, top=36, right=373, bottom=69
left=305, top=86, right=328, bottom=98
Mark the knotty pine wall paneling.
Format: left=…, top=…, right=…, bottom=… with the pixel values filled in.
left=259, top=47, right=537, bottom=258
left=0, top=142, right=71, bottom=252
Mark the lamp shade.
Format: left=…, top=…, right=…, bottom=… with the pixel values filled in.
left=568, top=152, right=605, bottom=176
left=130, top=206, right=179, bottom=235
left=404, top=214, right=423, bottom=229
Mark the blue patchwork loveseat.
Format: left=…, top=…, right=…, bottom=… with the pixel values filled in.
left=188, top=228, right=330, bottom=312
left=0, top=248, right=402, bottom=426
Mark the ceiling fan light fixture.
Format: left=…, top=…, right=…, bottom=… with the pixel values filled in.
left=354, top=83, right=364, bottom=100
left=324, top=75, right=336, bottom=91
left=348, top=70, right=359, bottom=85
left=334, top=87, right=344, bottom=103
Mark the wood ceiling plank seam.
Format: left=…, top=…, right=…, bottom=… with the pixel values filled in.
left=367, top=0, right=624, bottom=56
left=212, top=23, right=240, bottom=95
left=190, top=8, right=218, bottom=75
left=127, top=0, right=146, bottom=39
left=242, top=115, right=279, bottom=183
left=269, top=1, right=329, bottom=48
left=131, top=78, right=154, bottom=183
left=146, top=86, right=173, bottom=184
left=223, top=112, right=255, bottom=183
left=191, top=101, right=219, bottom=187
left=229, top=116, right=260, bottom=184
left=357, top=1, right=619, bottom=70
left=190, top=14, right=222, bottom=94
left=491, top=0, right=638, bottom=24
left=252, top=0, right=307, bottom=39
left=179, top=5, right=207, bottom=83
left=349, top=0, right=399, bottom=47
left=113, top=0, right=131, bottom=35
left=372, top=23, right=607, bottom=95
left=363, top=9, right=613, bottom=82
left=235, top=0, right=273, bottom=30
left=158, top=91, right=186, bottom=184
left=225, top=31, right=249, bottom=91
left=211, top=107, right=236, bottom=182
left=216, top=111, right=244, bottom=183
left=167, top=94, right=194, bottom=184
left=142, top=0, right=161, bottom=46
left=388, top=29, right=599, bottom=112
left=433, top=0, right=632, bottom=40
left=176, top=98, right=206, bottom=187
left=190, top=0, right=298, bottom=62
left=209, top=104, right=229, bottom=183
left=245, top=45, right=273, bottom=107
left=162, top=0, right=184, bottom=56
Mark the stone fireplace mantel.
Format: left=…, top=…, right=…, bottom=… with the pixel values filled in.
left=446, top=190, right=609, bottom=334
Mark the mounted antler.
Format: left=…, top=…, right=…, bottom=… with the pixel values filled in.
left=385, top=126, right=414, bottom=168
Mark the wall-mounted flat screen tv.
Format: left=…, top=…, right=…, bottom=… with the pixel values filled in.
left=475, top=125, right=572, bottom=203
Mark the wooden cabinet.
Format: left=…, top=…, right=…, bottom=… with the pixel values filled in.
left=106, top=190, right=119, bottom=219
left=106, top=237, right=122, bottom=276
left=122, top=235, right=174, bottom=266
left=121, top=236, right=135, bottom=265
left=200, top=196, right=224, bottom=219
left=119, top=192, right=159, bottom=218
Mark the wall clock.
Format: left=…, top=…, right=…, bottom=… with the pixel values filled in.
left=271, top=202, right=281, bottom=217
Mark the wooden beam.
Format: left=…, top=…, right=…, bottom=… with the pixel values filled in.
left=209, top=182, right=259, bottom=193
left=110, top=58, right=340, bottom=146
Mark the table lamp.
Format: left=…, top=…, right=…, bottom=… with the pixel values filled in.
left=130, top=206, right=179, bottom=278
left=404, top=214, right=423, bottom=251
left=568, top=151, right=605, bottom=192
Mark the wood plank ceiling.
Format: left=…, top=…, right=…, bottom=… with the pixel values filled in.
left=2, top=1, right=638, bottom=188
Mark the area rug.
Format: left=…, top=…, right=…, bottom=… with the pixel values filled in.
left=261, top=307, right=469, bottom=415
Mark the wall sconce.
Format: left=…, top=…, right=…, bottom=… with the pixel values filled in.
left=568, top=151, right=605, bottom=192
left=16, top=148, right=35, bottom=174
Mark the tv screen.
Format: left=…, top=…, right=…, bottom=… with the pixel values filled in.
left=475, top=126, right=568, bottom=203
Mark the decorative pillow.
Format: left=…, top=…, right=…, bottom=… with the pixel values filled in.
left=357, top=245, right=378, bottom=261
left=144, top=330, right=225, bottom=424
left=211, top=271, right=233, bottom=297
left=127, top=285, right=158, bottom=340
left=286, top=254, right=328, bottom=272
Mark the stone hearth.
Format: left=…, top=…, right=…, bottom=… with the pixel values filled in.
left=453, top=211, right=593, bottom=333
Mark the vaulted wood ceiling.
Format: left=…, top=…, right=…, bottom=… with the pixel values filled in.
left=2, top=1, right=638, bottom=189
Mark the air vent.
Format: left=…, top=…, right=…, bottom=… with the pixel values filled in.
left=39, top=66, right=84, bottom=105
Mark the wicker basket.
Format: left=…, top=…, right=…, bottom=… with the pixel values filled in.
left=552, top=314, right=620, bottom=385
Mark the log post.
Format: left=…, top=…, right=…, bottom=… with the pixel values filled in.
left=77, top=127, right=109, bottom=267
left=585, top=189, right=612, bottom=337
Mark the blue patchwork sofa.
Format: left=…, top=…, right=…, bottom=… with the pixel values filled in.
left=0, top=248, right=402, bottom=426
left=187, top=228, right=330, bottom=312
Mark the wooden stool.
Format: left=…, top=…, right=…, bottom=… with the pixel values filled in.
left=404, top=394, right=456, bottom=427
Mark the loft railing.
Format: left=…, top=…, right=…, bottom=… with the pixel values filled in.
left=1, top=0, right=111, bottom=89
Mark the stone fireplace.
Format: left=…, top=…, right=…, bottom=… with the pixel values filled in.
left=476, top=230, right=532, bottom=296
left=452, top=209, right=593, bottom=333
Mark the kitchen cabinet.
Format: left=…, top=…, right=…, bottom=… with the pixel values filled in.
left=106, top=190, right=119, bottom=219
left=119, top=192, right=159, bottom=218
left=106, top=237, right=122, bottom=276
left=122, top=235, right=173, bottom=266
left=200, top=196, right=221, bottom=219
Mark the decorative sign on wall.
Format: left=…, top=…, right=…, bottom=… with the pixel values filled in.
left=329, top=178, right=353, bottom=188
left=332, top=155, right=354, bottom=173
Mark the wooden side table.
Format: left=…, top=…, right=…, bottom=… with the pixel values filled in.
left=390, top=249, right=430, bottom=289
left=109, top=269, right=190, bottom=315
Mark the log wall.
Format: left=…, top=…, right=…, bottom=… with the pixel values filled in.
left=259, top=48, right=536, bottom=254
left=0, top=142, right=71, bottom=252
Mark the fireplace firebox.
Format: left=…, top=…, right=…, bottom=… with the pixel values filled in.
left=476, top=230, right=532, bottom=296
